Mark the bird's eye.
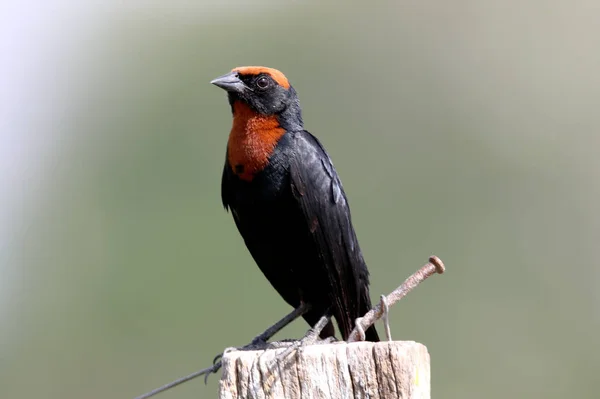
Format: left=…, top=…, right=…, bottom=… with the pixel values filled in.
left=256, top=76, right=270, bottom=89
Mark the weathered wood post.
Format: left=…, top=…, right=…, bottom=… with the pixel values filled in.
left=219, top=340, right=430, bottom=399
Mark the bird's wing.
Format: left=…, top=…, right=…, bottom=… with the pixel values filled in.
left=289, top=130, right=370, bottom=338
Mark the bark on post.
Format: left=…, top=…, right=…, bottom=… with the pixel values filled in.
left=218, top=341, right=430, bottom=399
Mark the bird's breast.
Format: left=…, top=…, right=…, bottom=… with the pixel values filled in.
left=227, top=102, right=286, bottom=182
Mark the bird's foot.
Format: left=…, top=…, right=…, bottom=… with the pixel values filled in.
left=202, top=353, right=225, bottom=384
left=208, top=317, right=335, bottom=385
left=275, top=314, right=332, bottom=363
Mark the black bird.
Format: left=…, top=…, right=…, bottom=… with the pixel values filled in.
left=212, top=66, right=379, bottom=342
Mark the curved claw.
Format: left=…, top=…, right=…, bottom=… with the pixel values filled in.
left=204, top=360, right=223, bottom=385
left=212, top=353, right=223, bottom=365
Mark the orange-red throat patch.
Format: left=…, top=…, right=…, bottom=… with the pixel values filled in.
left=227, top=101, right=286, bottom=182
left=232, top=66, right=290, bottom=89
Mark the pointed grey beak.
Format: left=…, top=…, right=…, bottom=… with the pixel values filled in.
left=210, top=71, right=245, bottom=93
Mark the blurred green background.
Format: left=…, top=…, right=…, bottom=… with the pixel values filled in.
left=1, top=1, right=599, bottom=398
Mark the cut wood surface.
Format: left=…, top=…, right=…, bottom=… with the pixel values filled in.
left=219, top=341, right=430, bottom=399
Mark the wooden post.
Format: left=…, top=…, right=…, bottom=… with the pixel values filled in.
left=219, top=341, right=430, bottom=399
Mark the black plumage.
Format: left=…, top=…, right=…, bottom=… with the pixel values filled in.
left=214, top=67, right=379, bottom=341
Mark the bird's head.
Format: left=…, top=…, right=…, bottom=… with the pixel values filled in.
left=211, top=66, right=303, bottom=129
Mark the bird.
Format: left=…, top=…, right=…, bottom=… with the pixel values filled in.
left=211, top=66, right=379, bottom=342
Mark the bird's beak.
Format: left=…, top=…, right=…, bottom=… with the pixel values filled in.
left=210, top=72, right=245, bottom=93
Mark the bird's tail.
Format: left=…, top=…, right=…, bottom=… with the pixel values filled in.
left=364, top=323, right=380, bottom=342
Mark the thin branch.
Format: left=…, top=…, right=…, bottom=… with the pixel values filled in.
left=347, top=255, right=445, bottom=342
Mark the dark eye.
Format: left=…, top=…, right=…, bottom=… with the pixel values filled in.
left=256, top=76, right=270, bottom=89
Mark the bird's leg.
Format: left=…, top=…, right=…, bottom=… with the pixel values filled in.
left=208, top=302, right=311, bottom=378
left=248, top=301, right=312, bottom=347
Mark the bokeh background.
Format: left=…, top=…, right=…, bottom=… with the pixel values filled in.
left=2, top=1, right=599, bottom=398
